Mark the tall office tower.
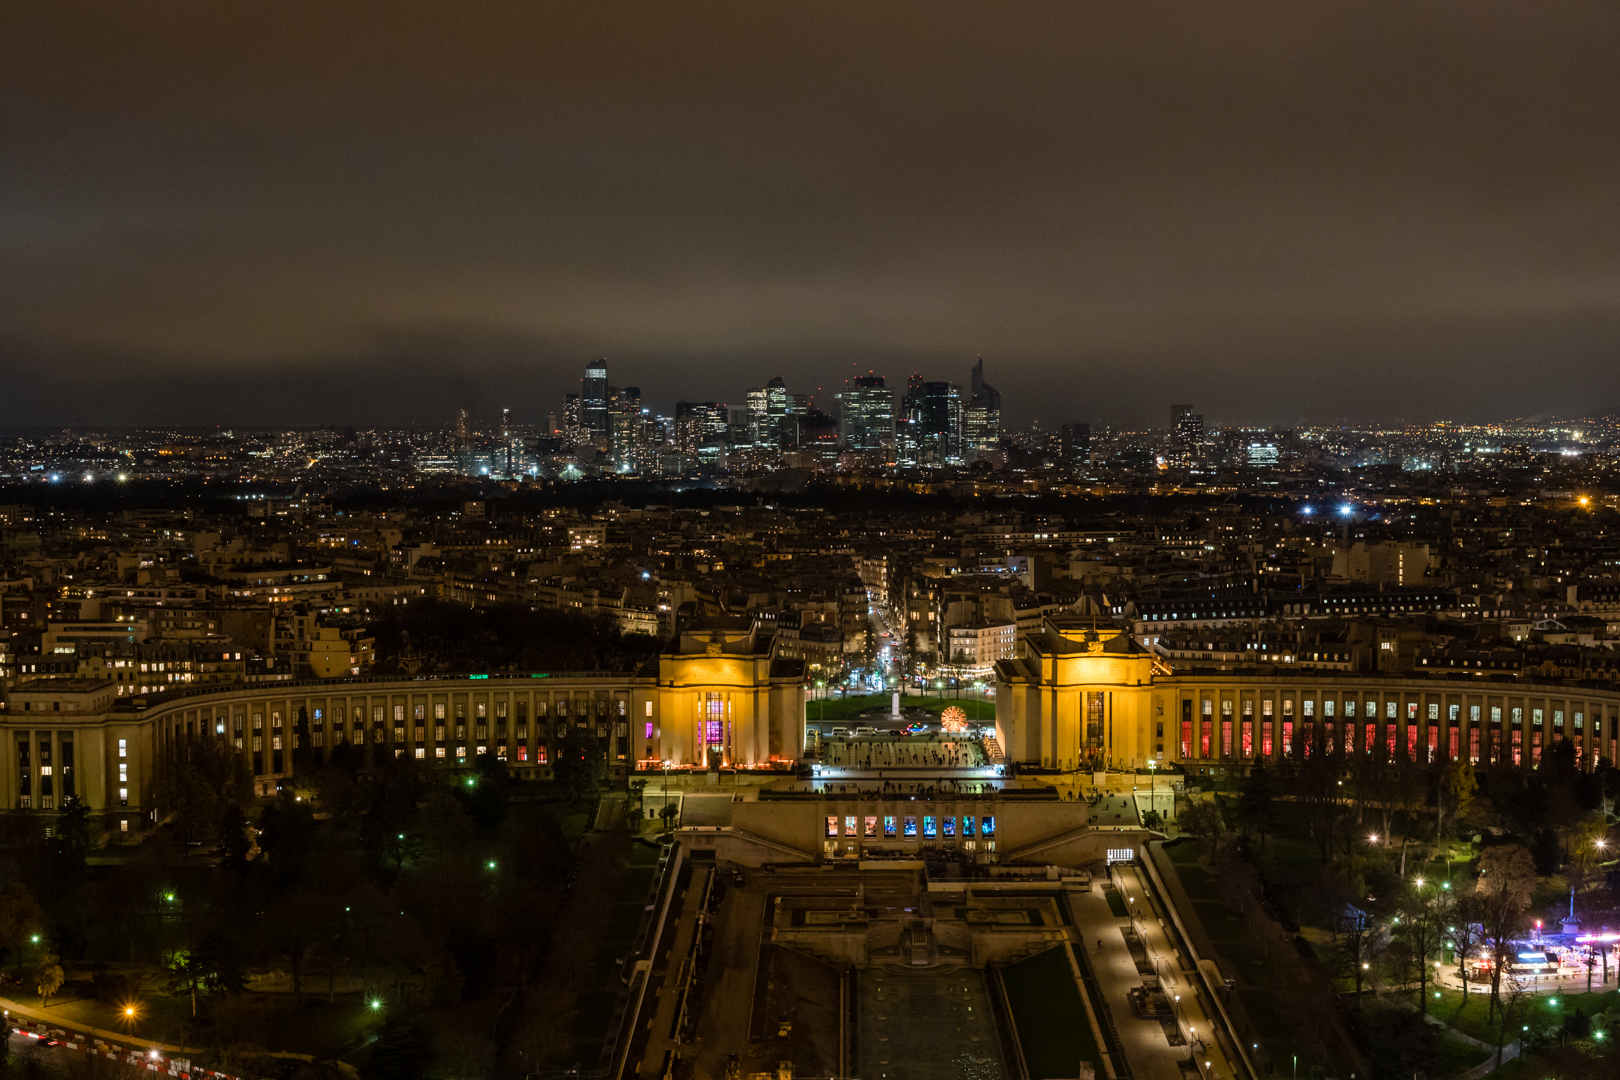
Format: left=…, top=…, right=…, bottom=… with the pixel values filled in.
left=674, top=401, right=729, bottom=464
left=628, top=410, right=664, bottom=473
left=582, top=359, right=611, bottom=450
left=1171, top=403, right=1203, bottom=465
left=547, top=411, right=559, bottom=436
left=963, top=356, right=1001, bottom=460
left=918, top=381, right=964, bottom=466
left=894, top=373, right=926, bottom=466
left=499, top=408, right=511, bottom=437
left=745, top=386, right=770, bottom=448
left=1059, top=422, right=1091, bottom=473
left=838, top=375, right=895, bottom=456
left=765, top=376, right=793, bottom=450
left=728, top=408, right=752, bottom=449
left=563, top=394, right=585, bottom=446
left=610, top=386, right=641, bottom=471
left=453, top=408, right=471, bottom=447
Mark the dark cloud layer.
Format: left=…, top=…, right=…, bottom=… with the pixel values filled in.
left=4, top=2, right=1619, bottom=428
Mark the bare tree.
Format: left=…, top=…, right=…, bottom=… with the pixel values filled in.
left=1392, top=883, right=1447, bottom=1016
left=1444, top=892, right=1484, bottom=1004
left=1476, top=844, right=1537, bottom=1020
left=1493, top=969, right=1534, bottom=1070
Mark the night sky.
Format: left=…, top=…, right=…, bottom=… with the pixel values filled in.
left=4, top=3, right=1620, bottom=429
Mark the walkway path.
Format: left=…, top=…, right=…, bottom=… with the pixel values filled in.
left=1067, top=866, right=1247, bottom=1080
left=634, top=864, right=712, bottom=1078
left=1116, top=864, right=1246, bottom=1080
left=0, top=993, right=201, bottom=1054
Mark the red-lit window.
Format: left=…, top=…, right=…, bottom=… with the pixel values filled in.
left=1181, top=721, right=1192, bottom=759
left=1281, top=721, right=1293, bottom=756
left=1261, top=728, right=1273, bottom=758
left=1448, top=729, right=1459, bottom=761
left=1241, top=721, right=1252, bottom=758
left=1511, top=729, right=1522, bottom=766
left=1221, top=721, right=1232, bottom=759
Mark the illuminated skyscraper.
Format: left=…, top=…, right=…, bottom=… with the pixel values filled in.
left=963, top=356, right=1001, bottom=461
left=918, top=381, right=963, bottom=466
left=766, top=377, right=792, bottom=450
left=674, top=401, right=729, bottom=464
left=563, top=393, right=585, bottom=446
left=895, top=373, right=926, bottom=466
left=745, top=386, right=770, bottom=448
left=582, top=359, right=611, bottom=450
left=838, top=376, right=895, bottom=457
left=1172, top=403, right=1203, bottom=465
left=611, top=386, right=641, bottom=471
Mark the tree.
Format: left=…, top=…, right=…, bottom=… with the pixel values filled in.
left=552, top=732, right=607, bottom=804
left=216, top=803, right=252, bottom=871
left=0, top=883, right=43, bottom=977
left=1444, top=892, right=1485, bottom=1004
left=1493, top=969, right=1534, bottom=1070
left=1180, top=799, right=1228, bottom=863
left=1477, top=843, right=1538, bottom=1019
left=33, top=941, right=64, bottom=1006
left=259, top=889, right=337, bottom=995
left=256, top=793, right=317, bottom=885
left=1237, top=758, right=1274, bottom=850
left=1436, top=758, right=1477, bottom=846
left=1391, top=883, right=1447, bottom=1016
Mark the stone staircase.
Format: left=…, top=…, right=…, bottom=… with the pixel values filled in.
left=982, top=734, right=1005, bottom=763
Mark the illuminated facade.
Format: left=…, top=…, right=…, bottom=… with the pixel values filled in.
left=996, top=614, right=1620, bottom=774
left=0, top=617, right=804, bottom=835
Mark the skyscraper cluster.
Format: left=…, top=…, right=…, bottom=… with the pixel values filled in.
left=544, top=357, right=1006, bottom=474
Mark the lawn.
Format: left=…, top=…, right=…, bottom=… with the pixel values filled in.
left=1002, top=945, right=1104, bottom=1080
left=1432, top=986, right=1620, bottom=1047
left=805, top=694, right=996, bottom=727
left=1353, top=996, right=1491, bottom=1078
